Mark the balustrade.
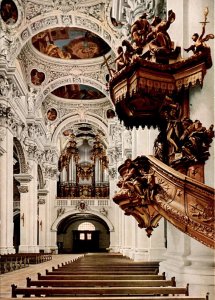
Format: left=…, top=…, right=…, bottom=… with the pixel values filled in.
left=55, top=198, right=110, bottom=207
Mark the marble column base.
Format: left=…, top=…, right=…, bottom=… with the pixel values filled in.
left=122, top=247, right=131, bottom=258
left=148, top=247, right=166, bottom=261
left=160, top=258, right=215, bottom=298
left=0, top=246, right=15, bottom=254
left=133, top=248, right=150, bottom=261
left=19, top=245, right=40, bottom=253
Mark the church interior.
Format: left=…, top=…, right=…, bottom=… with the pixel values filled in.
left=0, top=0, right=214, bottom=299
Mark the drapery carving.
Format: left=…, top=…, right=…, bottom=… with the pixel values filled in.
left=113, top=155, right=214, bottom=248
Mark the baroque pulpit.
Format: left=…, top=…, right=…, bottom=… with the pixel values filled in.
left=108, top=8, right=214, bottom=248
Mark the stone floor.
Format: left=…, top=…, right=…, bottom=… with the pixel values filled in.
left=0, top=254, right=82, bottom=299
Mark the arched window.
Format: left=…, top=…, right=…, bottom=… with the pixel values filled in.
left=78, top=222, right=95, bottom=231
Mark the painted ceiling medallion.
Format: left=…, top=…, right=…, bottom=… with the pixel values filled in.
left=52, top=84, right=105, bottom=100
left=32, top=27, right=111, bottom=60
left=0, top=0, right=18, bottom=25
left=47, top=108, right=57, bottom=121
left=31, top=69, right=45, bottom=86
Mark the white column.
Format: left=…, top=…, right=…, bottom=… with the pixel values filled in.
left=38, top=189, right=48, bottom=252
left=15, top=160, right=39, bottom=253
left=133, top=224, right=151, bottom=261
left=148, top=219, right=166, bottom=261
left=129, top=218, right=137, bottom=260
left=131, top=128, right=137, bottom=159
left=16, top=178, right=32, bottom=251
left=184, top=240, right=215, bottom=297
left=46, top=172, right=58, bottom=253
left=0, top=126, right=15, bottom=254
left=119, top=209, right=125, bottom=253
left=134, top=127, right=159, bottom=157
left=159, top=222, right=191, bottom=278
left=122, top=215, right=133, bottom=257
left=108, top=176, right=120, bottom=252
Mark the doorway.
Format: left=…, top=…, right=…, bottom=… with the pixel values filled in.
left=73, top=230, right=99, bottom=253
left=57, top=213, right=110, bottom=253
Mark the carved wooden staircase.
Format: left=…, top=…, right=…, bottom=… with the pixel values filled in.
left=113, top=155, right=214, bottom=248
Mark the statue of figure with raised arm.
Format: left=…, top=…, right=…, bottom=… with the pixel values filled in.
left=184, top=7, right=214, bottom=55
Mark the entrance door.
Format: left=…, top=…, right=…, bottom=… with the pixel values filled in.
left=73, top=230, right=99, bottom=253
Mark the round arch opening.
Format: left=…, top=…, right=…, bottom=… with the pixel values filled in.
left=57, top=213, right=110, bottom=254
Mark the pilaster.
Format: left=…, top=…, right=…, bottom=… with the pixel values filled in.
left=42, top=165, right=58, bottom=253
left=38, top=189, right=49, bottom=252
left=15, top=168, right=39, bottom=253
left=0, top=125, right=15, bottom=254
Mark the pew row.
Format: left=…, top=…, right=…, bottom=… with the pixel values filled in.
left=47, top=268, right=159, bottom=275
left=0, top=253, right=51, bottom=274
left=26, top=277, right=176, bottom=287
left=11, top=284, right=189, bottom=298
left=10, top=297, right=209, bottom=300
left=38, top=272, right=166, bottom=280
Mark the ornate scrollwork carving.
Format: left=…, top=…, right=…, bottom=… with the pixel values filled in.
left=18, top=186, right=29, bottom=193
left=113, top=155, right=215, bottom=248
left=57, top=206, right=65, bottom=217
left=43, top=165, right=58, bottom=179
left=0, top=75, right=10, bottom=96
left=153, top=97, right=214, bottom=178
left=76, top=200, right=88, bottom=211
left=109, top=8, right=213, bottom=131
left=38, top=198, right=46, bottom=205
left=108, top=167, right=117, bottom=179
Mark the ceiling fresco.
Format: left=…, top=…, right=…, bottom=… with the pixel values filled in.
left=0, top=0, right=18, bottom=25
left=52, top=84, right=105, bottom=100
left=32, top=27, right=111, bottom=59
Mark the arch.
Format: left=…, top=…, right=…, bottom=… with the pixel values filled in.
left=11, top=10, right=120, bottom=64
left=13, top=138, right=27, bottom=173
left=51, top=209, right=114, bottom=232
left=52, top=113, right=109, bottom=146
left=37, top=74, right=110, bottom=109
left=78, top=222, right=96, bottom=231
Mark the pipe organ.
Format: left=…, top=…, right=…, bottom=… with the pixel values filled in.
left=58, top=134, right=109, bottom=198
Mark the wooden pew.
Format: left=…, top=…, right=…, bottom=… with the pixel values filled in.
left=57, top=266, right=159, bottom=271
left=46, top=269, right=159, bottom=275
left=38, top=272, right=166, bottom=281
left=11, top=297, right=209, bottom=300
left=11, top=284, right=189, bottom=298
left=0, top=254, right=30, bottom=274
left=26, top=277, right=176, bottom=287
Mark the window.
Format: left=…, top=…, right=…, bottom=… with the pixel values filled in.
left=80, top=233, right=85, bottom=240
left=87, top=233, right=92, bottom=240
left=78, top=222, right=95, bottom=231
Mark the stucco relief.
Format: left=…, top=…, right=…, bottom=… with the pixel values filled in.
left=41, top=99, right=111, bottom=137
left=25, top=0, right=107, bottom=20
left=0, top=75, right=10, bottom=96
left=8, top=1, right=120, bottom=64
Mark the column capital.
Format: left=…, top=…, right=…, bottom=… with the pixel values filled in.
left=14, top=174, right=33, bottom=184
left=38, top=189, right=49, bottom=204
left=38, top=189, right=49, bottom=196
